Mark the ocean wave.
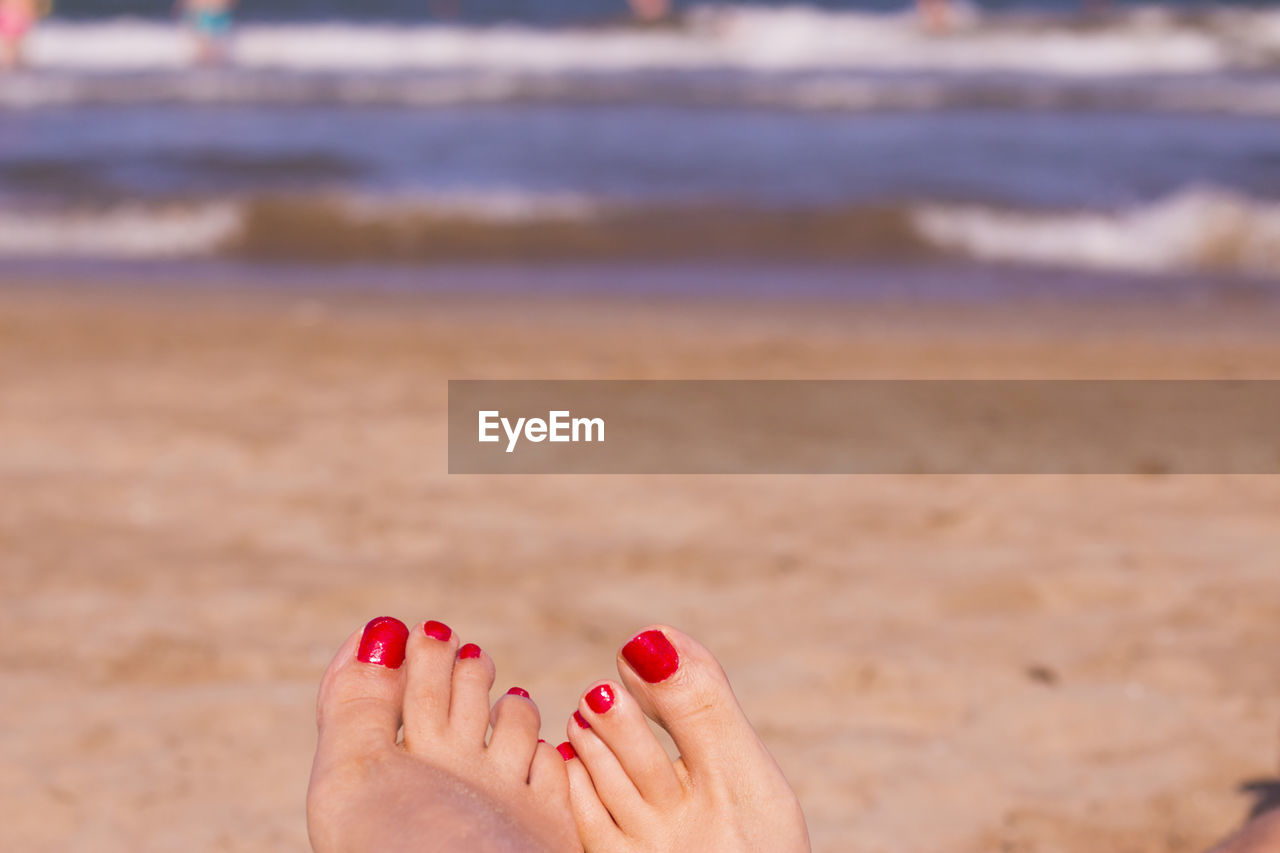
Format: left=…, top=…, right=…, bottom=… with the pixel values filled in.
left=18, top=5, right=1280, bottom=77
left=913, top=189, right=1280, bottom=276
left=5, top=66, right=1280, bottom=116
left=1, top=189, right=1277, bottom=278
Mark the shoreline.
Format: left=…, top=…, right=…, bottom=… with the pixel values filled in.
left=4, top=271, right=1280, bottom=359
left=4, top=260, right=1280, bottom=309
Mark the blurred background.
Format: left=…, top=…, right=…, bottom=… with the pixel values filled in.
left=3, top=3, right=1280, bottom=853
left=0, top=0, right=1278, bottom=285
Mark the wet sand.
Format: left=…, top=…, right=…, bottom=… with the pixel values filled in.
left=1, top=281, right=1279, bottom=852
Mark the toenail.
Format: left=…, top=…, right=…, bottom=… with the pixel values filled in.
left=585, top=684, right=615, bottom=714
left=556, top=742, right=577, bottom=761
left=573, top=711, right=591, bottom=729
left=356, top=616, right=410, bottom=669
left=507, top=687, right=530, bottom=699
left=423, top=620, right=452, bottom=641
left=622, top=630, right=679, bottom=683
left=458, top=643, right=482, bottom=660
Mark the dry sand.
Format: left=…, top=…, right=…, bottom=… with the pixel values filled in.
left=1, top=281, right=1278, bottom=853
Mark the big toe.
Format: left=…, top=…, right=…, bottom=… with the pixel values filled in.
left=309, top=612, right=409, bottom=804
left=315, top=616, right=411, bottom=761
left=616, top=625, right=770, bottom=778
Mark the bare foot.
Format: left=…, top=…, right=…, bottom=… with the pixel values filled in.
left=563, top=625, right=811, bottom=852
left=307, top=617, right=581, bottom=853
left=1211, top=810, right=1280, bottom=853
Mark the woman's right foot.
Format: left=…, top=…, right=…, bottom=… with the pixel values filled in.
left=563, top=625, right=811, bottom=853
left=1210, top=810, right=1280, bottom=853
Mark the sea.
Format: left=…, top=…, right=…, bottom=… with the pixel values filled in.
left=1, top=1, right=1279, bottom=298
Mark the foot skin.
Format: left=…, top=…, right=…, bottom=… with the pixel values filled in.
left=1210, top=810, right=1280, bottom=853
left=307, top=617, right=581, bottom=853
left=564, top=625, right=811, bottom=853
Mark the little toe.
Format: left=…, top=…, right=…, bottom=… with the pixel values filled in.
left=315, top=616, right=410, bottom=759
left=449, top=641, right=496, bottom=745
left=616, top=625, right=767, bottom=779
left=576, top=681, right=682, bottom=809
left=487, top=688, right=542, bottom=779
left=401, top=619, right=460, bottom=751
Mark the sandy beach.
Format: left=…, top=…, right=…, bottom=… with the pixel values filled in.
left=1, top=281, right=1279, bottom=852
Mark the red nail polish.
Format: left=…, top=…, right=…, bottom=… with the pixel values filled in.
left=507, top=687, right=530, bottom=699
left=573, top=710, right=591, bottom=729
left=622, top=630, right=679, bottom=683
left=538, top=738, right=547, bottom=744
left=357, top=616, right=409, bottom=669
left=556, top=742, right=576, bottom=761
left=585, top=684, right=615, bottom=714
left=423, top=620, right=452, bottom=641
left=458, top=643, right=482, bottom=660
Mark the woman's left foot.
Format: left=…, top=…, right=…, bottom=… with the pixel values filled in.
left=307, top=617, right=581, bottom=853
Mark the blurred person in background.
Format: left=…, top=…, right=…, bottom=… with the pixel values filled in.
left=917, top=0, right=951, bottom=32
left=628, top=0, right=670, bottom=24
left=0, top=0, right=48, bottom=69
left=180, top=0, right=235, bottom=66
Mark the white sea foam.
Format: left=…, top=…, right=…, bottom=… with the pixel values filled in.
left=18, top=5, right=1280, bottom=77
left=0, top=204, right=242, bottom=258
left=913, top=189, right=1280, bottom=276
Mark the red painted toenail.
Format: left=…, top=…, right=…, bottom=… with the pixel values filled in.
left=423, top=620, right=452, bottom=641
left=556, top=742, right=576, bottom=761
left=585, top=684, right=615, bottom=714
left=622, top=630, right=679, bottom=683
left=458, top=643, right=482, bottom=660
left=573, top=710, right=591, bottom=729
left=507, top=687, right=530, bottom=699
left=357, top=617, right=409, bottom=669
